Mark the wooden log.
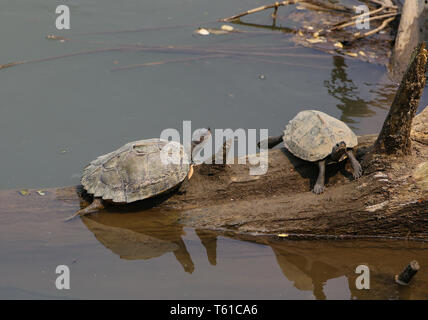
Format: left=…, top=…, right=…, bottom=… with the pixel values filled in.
left=1, top=105, right=427, bottom=239
left=395, top=260, right=420, bottom=285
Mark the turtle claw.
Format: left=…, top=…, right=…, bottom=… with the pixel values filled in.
left=313, top=184, right=325, bottom=194
left=353, top=164, right=363, bottom=180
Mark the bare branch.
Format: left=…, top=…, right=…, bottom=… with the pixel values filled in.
left=353, top=16, right=397, bottom=40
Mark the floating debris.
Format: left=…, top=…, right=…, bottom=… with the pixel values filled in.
left=19, top=189, right=29, bottom=196
left=195, top=28, right=210, bottom=36
left=46, top=35, right=67, bottom=41
left=277, top=233, right=289, bottom=238
left=259, top=74, right=265, bottom=80
left=206, top=28, right=229, bottom=35
left=334, top=42, right=344, bottom=49
left=37, top=190, right=46, bottom=196
left=359, top=51, right=366, bottom=57
left=306, top=37, right=327, bottom=44
left=221, top=24, right=234, bottom=31
left=195, top=27, right=232, bottom=35
left=344, top=51, right=358, bottom=57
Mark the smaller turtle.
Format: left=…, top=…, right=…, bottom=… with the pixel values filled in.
left=258, top=110, right=362, bottom=194
left=65, top=128, right=211, bottom=221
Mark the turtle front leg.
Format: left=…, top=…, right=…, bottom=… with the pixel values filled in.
left=65, top=197, right=105, bottom=222
left=346, top=150, right=362, bottom=179
left=313, top=160, right=326, bottom=194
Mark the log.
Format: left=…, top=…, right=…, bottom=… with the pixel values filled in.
left=0, top=106, right=427, bottom=240
left=1, top=45, right=428, bottom=240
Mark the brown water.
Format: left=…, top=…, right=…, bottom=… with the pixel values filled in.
left=1, top=204, right=428, bottom=300
left=1, top=0, right=428, bottom=299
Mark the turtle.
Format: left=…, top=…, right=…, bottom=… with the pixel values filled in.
left=259, top=110, right=362, bottom=194
left=65, top=128, right=211, bottom=221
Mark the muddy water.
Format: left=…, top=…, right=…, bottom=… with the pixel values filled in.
left=1, top=204, right=428, bottom=300
left=0, top=0, right=427, bottom=299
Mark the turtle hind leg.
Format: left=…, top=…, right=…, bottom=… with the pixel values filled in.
left=65, top=197, right=105, bottom=222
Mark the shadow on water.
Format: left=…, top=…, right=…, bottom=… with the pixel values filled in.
left=81, top=210, right=428, bottom=300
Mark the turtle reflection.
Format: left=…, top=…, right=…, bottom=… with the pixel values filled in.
left=81, top=209, right=217, bottom=274
left=269, top=240, right=428, bottom=300
left=80, top=210, right=428, bottom=299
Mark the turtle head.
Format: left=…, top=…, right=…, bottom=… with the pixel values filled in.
left=330, top=141, right=347, bottom=162
left=191, top=127, right=212, bottom=159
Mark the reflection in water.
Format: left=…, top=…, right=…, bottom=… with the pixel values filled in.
left=80, top=210, right=428, bottom=300
left=324, top=55, right=398, bottom=130
left=81, top=210, right=218, bottom=274
left=324, top=55, right=374, bottom=126
left=270, top=241, right=428, bottom=300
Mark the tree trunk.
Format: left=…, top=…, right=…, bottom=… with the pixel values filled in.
left=389, top=0, right=428, bottom=81
left=375, top=42, right=427, bottom=155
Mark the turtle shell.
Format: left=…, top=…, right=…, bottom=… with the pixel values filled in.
left=283, top=110, right=358, bottom=162
left=81, top=139, right=190, bottom=203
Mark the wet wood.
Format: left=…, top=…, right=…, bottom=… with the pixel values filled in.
left=395, top=260, right=420, bottom=285
left=375, top=43, right=427, bottom=155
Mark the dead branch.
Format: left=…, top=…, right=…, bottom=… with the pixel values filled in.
left=221, top=0, right=301, bottom=22
left=331, top=11, right=398, bottom=31
left=353, top=16, right=397, bottom=40
left=374, top=42, right=428, bottom=155
left=221, top=0, right=399, bottom=44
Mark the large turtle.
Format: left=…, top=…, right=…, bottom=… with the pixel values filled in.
left=66, top=129, right=211, bottom=221
left=260, top=110, right=362, bottom=194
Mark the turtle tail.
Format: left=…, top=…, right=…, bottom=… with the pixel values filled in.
left=64, top=198, right=105, bottom=222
